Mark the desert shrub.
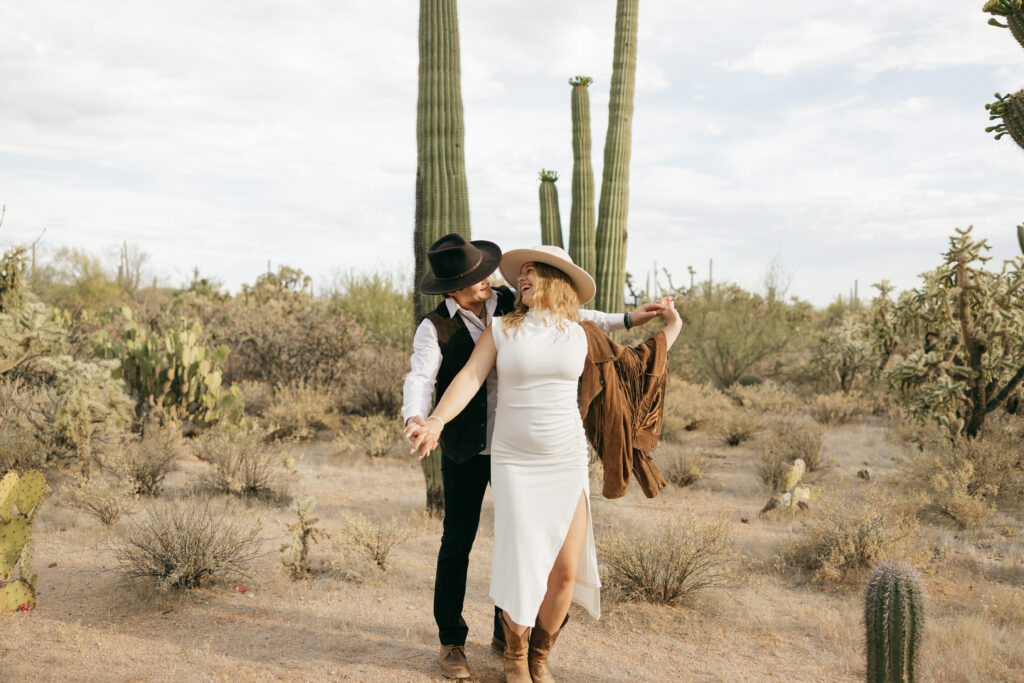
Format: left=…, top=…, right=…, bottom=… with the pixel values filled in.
left=757, top=443, right=794, bottom=494
left=338, top=345, right=406, bottom=417
left=810, top=312, right=877, bottom=393
left=264, top=381, right=335, bottom=441
left=343, top=514, right=419, bottom=571
left=714, top=411, right=762, bottom=446
left=115, top=499, right=261, bottom=589
left=193, top=426, right=285, bottom=502
left=787, top=488, right=925, bottom=584
left=215, top=296, right=368, bottom=388
left=660, top=379, right=732, bottom=439
left=676, top=280, right=812, bottom=388
left=326, top=270, right=413, bottom=349
left=729, top=380, right=804, bottom=415
left=63, top=472, right=136, bottom=526
left=810, top=392, right=860, bottom=425
left=599, top=517, right=741, bottom=604
left=280, top=499, right=329, bottom=579
left=763, top=418, right=825, bottom=474
left=113, top=427, right=180, bottom=496
left=902, top=430, right=1023, bottom=528
left=237, top=380, right=273, bottom=418
left=0, top=426, right=49, bottom=473
left=340, top=414, right=398, bottom=458
left=661, top=450, right=706, bottom=488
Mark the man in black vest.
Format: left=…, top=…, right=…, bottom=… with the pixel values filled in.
left=403, top=234, right=663, bottom=679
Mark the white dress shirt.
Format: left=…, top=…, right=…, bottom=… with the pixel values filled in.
left=402, top=290, right=625, bottom=456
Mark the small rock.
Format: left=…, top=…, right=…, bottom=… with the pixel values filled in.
left=857, top=469, right=871, bottom=481
left=48, top=562, right=57, bottom=568
left=740, top=517, right=749, bottom=524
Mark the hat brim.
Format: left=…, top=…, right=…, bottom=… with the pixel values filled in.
left=419, top=240, right=502, bottom=295
left=499, top=248, right=596, bottom=305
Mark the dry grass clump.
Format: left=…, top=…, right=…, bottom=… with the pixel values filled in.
left=0, top=427, right=49, bottom=473
left=714, top=410, right=762, bottom=446
left=599, top=517, right=741, bottom=605
left=661, top=450, right=706, bottom=488
left=342, top=513, right=420, bottom=571
left=761, top=418, right=825, bottom=478
left=902, top=430, right=1023, bottom=529
left=115, top=498, right=262, bottom=590
left=810, top=392, right=861, bottom=425
left=787, top=487, right=925, bottom=585
left=729, top=380, right=803, bottom=415
left=660, top=379, right=733, bottom=439
left=337, top=414, right=398, bottom=458
left=237, top=380, right=273, bottom=417
left=62, top=472, right=136, bottom=526
left=193, top=426, right=286, bottom=502
left=113, top=427, right=181, bottom=496
left=264, top=381, right=335, bottom=441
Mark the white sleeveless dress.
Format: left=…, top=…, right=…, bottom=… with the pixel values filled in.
left=489, top=311, right=600, bottom=626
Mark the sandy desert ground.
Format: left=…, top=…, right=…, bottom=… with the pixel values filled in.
left=3, top=417, right=1023, bottom=682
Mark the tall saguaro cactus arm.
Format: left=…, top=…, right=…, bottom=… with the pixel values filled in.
left=594, top=0, right=639, bottom=313
left=538, top=169, right=564, bottom=249
left=569, top=76, right=597, bottom=295
left=414, top=0, right=472, bottom=516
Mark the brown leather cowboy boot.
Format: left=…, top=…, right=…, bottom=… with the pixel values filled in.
left=439, top=644, right=471, bottom=680
left=499, top=610, right=532, bottom=683
left=528, top=614, right=569, bottom=683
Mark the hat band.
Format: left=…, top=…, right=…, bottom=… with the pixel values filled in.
left=433, top=252, right=484, bottom=281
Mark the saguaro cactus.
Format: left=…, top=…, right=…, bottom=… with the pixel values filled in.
left=865, top=560, right=924, bottom=683
left=538, top=169, right=564, bottom=249
left=985, top=0, right=1024, bottom=48
left=0, top=471, right=48, bottom=611
left=594, top=0, right=639, bottom=313
left=414, top=0, right=472, bottom=323
left=984, top=90, right=1024, bottom=150
left=568, top=76, right=597, bottom=294
left=414, top=0, right=472, bottom=515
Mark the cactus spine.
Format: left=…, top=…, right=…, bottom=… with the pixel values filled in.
left=0, top=471, right=48, bottom=611
left=594, top=0, right=639, bottom=313
left=569, top=76, right=597, bottom=297
left=865, top=560, right=924, bottom=683
left=538, top=169, right=564, bottom=249
left=414, top=0, right=472, bottom=516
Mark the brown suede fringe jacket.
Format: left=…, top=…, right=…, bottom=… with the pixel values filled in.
left=579, top=321, right=669, bottom=499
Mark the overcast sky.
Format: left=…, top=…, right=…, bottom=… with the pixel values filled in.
left=2, top=1, right=1023, bottom=306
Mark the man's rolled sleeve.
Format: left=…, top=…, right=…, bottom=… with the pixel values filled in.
left=579, top=308, right=626, bottom=332
left=402, top=319, right=442, bottom=424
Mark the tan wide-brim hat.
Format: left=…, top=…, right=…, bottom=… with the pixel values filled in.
left=499, top=245, right=596, bottom=305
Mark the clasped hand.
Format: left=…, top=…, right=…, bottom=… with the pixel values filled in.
left=405, top=416, right=441, bottom=460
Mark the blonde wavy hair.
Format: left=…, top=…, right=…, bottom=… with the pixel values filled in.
left=502, top=262, right=580, bottom=338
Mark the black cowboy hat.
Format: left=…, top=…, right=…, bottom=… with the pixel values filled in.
left=419, top=233, right=502, bottom=295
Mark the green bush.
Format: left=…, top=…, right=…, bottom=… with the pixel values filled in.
left=326, top=270, right=413, bottom=349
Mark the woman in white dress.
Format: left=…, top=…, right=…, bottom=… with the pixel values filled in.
left=411, top=247, right=682, bottom=682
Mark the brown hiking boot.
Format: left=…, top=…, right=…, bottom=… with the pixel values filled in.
left=439, top=644, right=471, bottom=680
left=528, top=614, right=569, bottom=683
left=499, top=610, right=532, bottom=683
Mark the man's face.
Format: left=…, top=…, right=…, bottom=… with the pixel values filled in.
left=449, top=276, right=492, bottom=309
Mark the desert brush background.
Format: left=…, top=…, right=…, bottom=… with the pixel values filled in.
left=0, top=231, right=1022, bottom=682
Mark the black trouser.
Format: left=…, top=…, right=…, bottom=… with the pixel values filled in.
left=434, top=453, right=504, bottom=647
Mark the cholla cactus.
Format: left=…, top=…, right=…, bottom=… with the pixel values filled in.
left=888, top=226, right=1024, bottom=437
left=280, top=499, right=328, bottom=579
left=0, top=470, right=48, bottom=611
left=865, top=560, right=924, bottom=683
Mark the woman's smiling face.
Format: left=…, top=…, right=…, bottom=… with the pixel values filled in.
left=517, top=262, right=537, bottom=305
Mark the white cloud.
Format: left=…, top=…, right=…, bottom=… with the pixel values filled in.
left=721, top=21, right=880, bottom=76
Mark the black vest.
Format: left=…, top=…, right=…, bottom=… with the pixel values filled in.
left=425, top=286, right=516, bottom=463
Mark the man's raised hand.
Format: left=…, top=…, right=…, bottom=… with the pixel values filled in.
left=628, top=301, right=668, bottom=327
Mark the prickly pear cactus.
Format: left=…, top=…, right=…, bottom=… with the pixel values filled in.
left=95, top=307, right=243, bottom=427
left=0, top=470, right=48, bottom=611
